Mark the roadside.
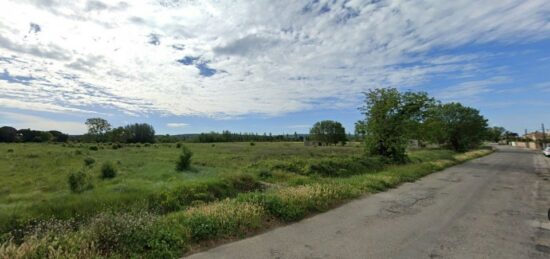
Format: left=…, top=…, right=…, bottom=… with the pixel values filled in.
left=187, top=146, right=549, bottom=258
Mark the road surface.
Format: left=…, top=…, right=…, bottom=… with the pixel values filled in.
left=187, top=146, right=550, bottom=258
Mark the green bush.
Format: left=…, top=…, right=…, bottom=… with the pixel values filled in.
left=249, top=142, right=255, bottom=146
left=165, top=200, right=264, bottom=241
left=74, top=150, right=83, bottom=155
left=176, top=146, right=193, bottom=171
left=258, top=169, right=272, bottom=179
left=83, top=157, right=95, bottom=167
left=176, top=143, right=182, bottom=148
left=112, top=143, right=122, bottom=150
left=100, top=162, right=117, bottom=179
left=6, top=149, right=13, bottom=153
left=89, top=212, right=189, bottom=257
left=68, top=171, right=94, bottom=193
left=89, top=146, right=98, bottom=151
left=149, top=175, right=262, bottom=214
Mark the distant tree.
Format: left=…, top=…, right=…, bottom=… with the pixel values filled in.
left=360, top=88, right=434, bottom=162
left=49, top=130, right=69, bottom=142
left=424, top=103, right=488, bottom=151
left=309, top=120, right=347, bottom=145
left=107, top=127, right=129, bottom=143
left=485, top=126, right=506, bottom=143
left=17, top=129, right=52, bottom=142
left=85, top=118, right=111, bottom=141
left=124, top=123, right=155, bottom=143
left=0, top=126, right=17, bottom=142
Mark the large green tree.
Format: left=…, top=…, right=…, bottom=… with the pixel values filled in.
left=0, top=126, right=17, bottom=142
left=359, top=88, right=434, bottom=163
left=485, top=126, right=506, bottom=143
left=124, top=123, right=156, bottom=143
left=309, top=120, right=347, bottom=145
left=424, top=103, right=488, bottom=151
left=85, top=118, right=111, bottom=141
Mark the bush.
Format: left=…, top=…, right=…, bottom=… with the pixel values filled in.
left=74, top=150, right=83, bottom=155
left=149, top=175, right=262, bottom=213
left=176, top=146, right=193, bottom=171
left=100, top=162, right=117, bottom=179
left=165, top=200, right=264, bottom=241
left=84, top=157, right=95, bottom=167
left=112, top=143, right=122, bottom=150
left=250, top=142, right=255, bottom=146
left=258, top=169, right=272, bottom=179
left=68, top=171, right=94, bottom=193
left=6, top=149, right=13, bottom=153
left=89, top=146, right=98, bottom=151
left=176, top=143, right=182, bottom=148
left=89, top=212, right=189, bottom=257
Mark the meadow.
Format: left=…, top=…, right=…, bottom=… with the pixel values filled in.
left=0, top=142, right=492, bottom=258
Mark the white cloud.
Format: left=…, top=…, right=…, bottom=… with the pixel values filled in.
left=0, top=0, right=549, bottom=117
left=166, top=122, right=189, bottom=128
left=0, top=111, right=86, bottom=134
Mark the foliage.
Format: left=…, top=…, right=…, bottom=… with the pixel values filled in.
left=124, top=123, right=156, bottom=143
left=485, top=126, right=506, bottom=142
left=68, top=171, right=94, bottom=193
left=359, top=88, right=435, bottom=163
left=176, top=145, right=193, bottom=171
left=85, top=118, right=111, bottom=142
left=0, top=126, right=17, bottom=142
left=100, top=162, right=117, bottom=179
left=166, top=200, right=264, bottom=241
left=309, top=120, right=347, bottom=145
left=424, top=103, right=488, bottom=151
left=48, top=130, right=69, bottom=142
left=83, top=157, right=95, bottom=167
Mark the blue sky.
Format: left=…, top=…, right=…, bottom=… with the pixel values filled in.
left=0, top=0, right=549, bottom=135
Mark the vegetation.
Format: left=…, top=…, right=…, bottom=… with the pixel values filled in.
left=309, top=120, right=347, bottom=145
left=359, top=88, right=434, bottom=162
left=100, top=162, right=117, bottom=179
left=0, top=142, right=492, bottom=258
left=176, top=145, right=193, bottom=171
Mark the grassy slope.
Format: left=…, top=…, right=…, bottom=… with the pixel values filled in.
left=0, top=142, right=493, bottom=258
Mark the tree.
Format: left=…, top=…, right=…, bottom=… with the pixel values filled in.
left=424, top=103, right=488, bottom=151
left=49, top=130, right=69, bottom=142
left=359, top=88, right=434, bottom=163
left=309, top=120, right=347, bottom=145
left=485, top=126, right=506, bottom=143
left=124, top=123, right=156, bottom=143
left=17, top=129, right=52, bottom=142
left=354, top=120, right=366, bottom=140
left=0, top=126, right=17, bottom=142
left=85, top=118, right=111, bottom=141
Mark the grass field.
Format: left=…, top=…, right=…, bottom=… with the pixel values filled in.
left=0, top=142, right=492, bottom=258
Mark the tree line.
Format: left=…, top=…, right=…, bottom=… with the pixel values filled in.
left=0, top=126, right=69, bottom=143
left=356, top=88, right=495, bottom=162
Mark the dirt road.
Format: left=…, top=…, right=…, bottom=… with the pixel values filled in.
left=187, top=146, right=550, bottom=258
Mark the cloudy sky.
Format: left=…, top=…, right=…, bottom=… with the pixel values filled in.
left=0, top=0, right=549, bottom=134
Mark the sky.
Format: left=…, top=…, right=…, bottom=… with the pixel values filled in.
left=0, top=0, right=549, bottom=135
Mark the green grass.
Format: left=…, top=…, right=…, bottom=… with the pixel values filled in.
left=0, top=142, right=493, bottom=258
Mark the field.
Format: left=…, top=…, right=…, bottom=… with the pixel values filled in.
left=0, top=142, right=492, bottom=258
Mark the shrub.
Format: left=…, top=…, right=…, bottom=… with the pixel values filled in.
left=89, top=211, right=189, bottom=257
left=68, top=171, right=94, bottom=193
left=6, top=149, right=13, bottom=153
left=112, top=143, right=122, bottom=150
left=238, top=184, right=358, bottom=222
left=176, top=146, right=193, bottom=171
left=176, top=143, right=182, bottom=148
left=84, top=157, right=95, bottom=167
left=144, top=143, right=151, bottom=147
left=224, top=174, right=262, bottom=192
left=100, top=162, right=117, bottom=179
left=74, top=150, right=83, bottom=155
left=250, top=142, right=255, bottom=146
left=258, top=169, right=272, bottom=179
left=89, top=146, right=98, bottom=151
left=165, top=200, right=265, bottom=241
